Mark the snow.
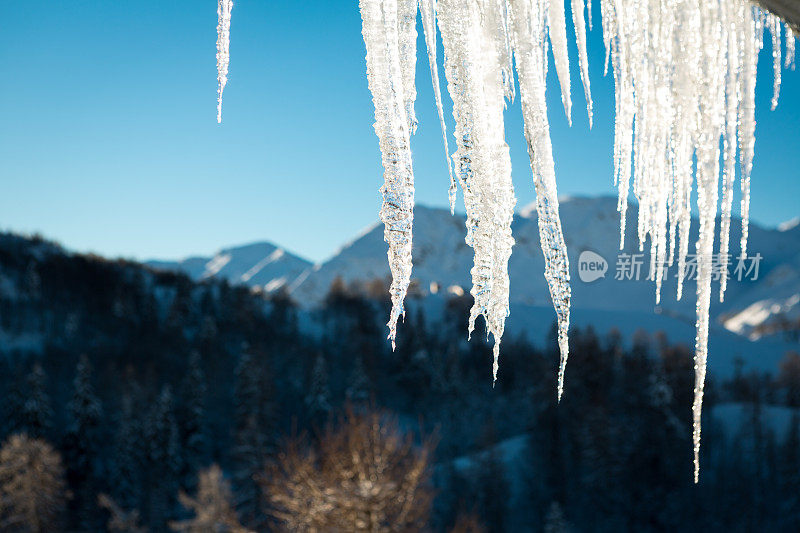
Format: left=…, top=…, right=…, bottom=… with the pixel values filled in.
left=723, top=293, right=800, bottom=339
left=778, top=217, right=800, bottom=232
left=147, top=242, right=310, bottom=293
left=216, top=0, right=233, bottom=123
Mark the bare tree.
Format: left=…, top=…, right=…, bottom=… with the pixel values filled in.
left=262, top=408, right=435, bottom=532
left=169, top=464, right=251, bottom=533
left=0, top=434, right=66, bottom=533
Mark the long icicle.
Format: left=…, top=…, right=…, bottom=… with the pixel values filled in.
left=438, top=0, right=516, bottom=384
left=509, top=0, right=572, bottom=401
left=216, top=0, right=233, bottom=123
left=359, top=0, right=417, bottom=349
left=548, top=0, right=573, bottom=124
left=420, top=0, right=458, bottom=213
left=598, top=0, right=793, bottom=481
left=571, top=0, right=593, bottom=126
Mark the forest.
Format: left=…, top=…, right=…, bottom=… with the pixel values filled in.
left=0, top=232, right=799, bottom=532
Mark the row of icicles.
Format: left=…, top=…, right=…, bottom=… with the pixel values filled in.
left=215, top=0, right=797, bottom=482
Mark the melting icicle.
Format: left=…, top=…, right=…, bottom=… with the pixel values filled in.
left=359, top=0, right=417, bottom=349
left=571, top=0, right=593, bottom=126
left=353, top=0, right=793, bottom=469
left=768, top=14, right=782, bottom=110
left=398, top=0, right=419, bottom=132
left=598, top=0, right=793, bottom=481
left=549, top=0, right=573, bottom=124
left=420, top=0, right=457, bottom=213
left=508, top=0, right=572, bottom=401
left=786, top=24, right=796, bottom=69
left=216, top=0, right=233, bottom=124
left=438, top=0, right=516, bottom=384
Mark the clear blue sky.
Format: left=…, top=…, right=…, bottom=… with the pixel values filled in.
left=1, top=1, right=798, bottom=263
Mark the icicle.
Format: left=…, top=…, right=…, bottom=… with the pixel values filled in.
left=509, top=0, right=571, bottom=400
left=587, top=0, right=592, bottom=31
left=571, top=0, right=593, bottom=126
left=786, top=24, right=796, bottom=69
left=216, top=0, right=233, bottom=124
left=548, top=0, right=573, bottom=124
left=596, top=0, right=795, bottom=481
left=739, top=8, right=762, bottom=258
left=398, top=0, right=419, bottom=132
left=438, top=0, right=516, bottom=384
left=420, top=0, right=457, bottom=213
left=768, top=14, right=782, bottom=110
left=359, top=0, right=417, bottom=349
left=719, top=0, right=740, bottom=304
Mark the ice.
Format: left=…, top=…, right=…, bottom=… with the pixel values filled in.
left=438, top=0, right=516, bottom=384
left=508, top=0, right=571, bottom=401
left=549, top=0, right=573, bottom=124
left=216, top=0, right=233, bottom=124
left=420, top=0, right=457, bottom=213
left=598, top=0, right=795, bottom=481
left=353, top=0, right=793, bottom=478
left=768, top=14, right=782, bottom=110
left=571, top=0, right=593, bottom=126
left=359, top=0, right=417, bottom=349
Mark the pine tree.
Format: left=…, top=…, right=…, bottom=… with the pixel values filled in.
left=180, top=352, right=207, bottom=488
left=305, top=352, right=331, bottom=426
left=543, top=501, right=570, bottom=533
left=346, top=354, right=371, bottom=406
left=473, top=449, right=510, bottom=533
left=0, top=434, right=66, bottom=532
left=3, top=366, right=26, bottom=438
left=169, top=464, right=251, bottom=533
left=114, top=392, right=144, bottom=511
left=63, top=354, right=104, bottom=531
left=20, top=363, right=53, bottom=440
left=232, top=349, right=268, bottom=528
left=145, top=385, right=181, bottom=530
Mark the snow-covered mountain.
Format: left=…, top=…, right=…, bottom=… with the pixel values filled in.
left=147, top=241, right=311, bottom=293
left=147, top=197, right=800, bottom=341
left=290, top=197, right=800, bottom=335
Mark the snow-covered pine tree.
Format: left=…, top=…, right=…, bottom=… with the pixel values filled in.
left=232, top=348, right=268, bottom=528
left=63, top=354, right=104, bottom=531
left=0, top=433, right=66, bottom=532
left=305, top=352, right=331, bottom=427
left=114, top=391, right=145, bottom=512
left=3, top=365, right=27, bottom=438
left=345, top=354, right=371, bottom=406
left=145, top=385, right=181, bottom=529
left=180, top=351, right=208, bottom=488
left=21, top=363, right=53, bottom=440
left=543, top=501, right=570, bottom=533
left=169, top=464, right=251, bottom=533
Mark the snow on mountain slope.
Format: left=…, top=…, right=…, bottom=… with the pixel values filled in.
left=290, top=196, right=800, bottom=340
left=148, top=242, right=311, bottom=293
left=145, top=197, right=800, bottom=341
